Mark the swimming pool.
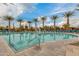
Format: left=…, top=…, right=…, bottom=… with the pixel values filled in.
left=2, top=32, right=78, bottom=52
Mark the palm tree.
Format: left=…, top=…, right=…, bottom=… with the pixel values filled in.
left=40, top=16, right=46, bottom=42
left=3, top=15, right=14, bottom=45
left=3, top=15, right=14, bottom=31
left=17, top=19, right=23, bottom=29
left=13, top=23, right=15, bottom=31
left=63, top=11, right=74, bottom=26
left=51, top=15, right=58, bottom=28
left=33, top=18, right=38, bottom=31
left=27, top=21, right=32, bottom=29
left=40, top=16, right=47, bottom=29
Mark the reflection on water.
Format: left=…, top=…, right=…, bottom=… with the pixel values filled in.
left=8, top=32, right=11, bottom=45
left=42, top=32, right=44, bottom=42
left=53, top=32, right=56, bottom=40
left=7, top=32, right=41, bottom=52
left=4, top=32, right=77, bottom=52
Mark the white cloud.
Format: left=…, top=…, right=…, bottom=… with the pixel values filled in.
left=0, top=3, right=37, bottom=26
left=0, top=3, right=37, bottom=17
left=50, top=4, right=77, bottom=15
left=0, top=4, right=22, bottom=17
left=0, top=3, right=79, bottom=28
left=57, top=18, right=79, bottom=27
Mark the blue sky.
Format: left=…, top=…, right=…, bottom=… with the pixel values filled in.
left=0, top=3, right=79, bottom=27
left=17, top=3, right=78, bottom=20
left=15, top=3, right=79, bottom=27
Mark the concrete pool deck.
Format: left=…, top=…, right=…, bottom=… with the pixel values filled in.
left=0, top=37, right=15, bottom=56
left=15, top=39, right=79, bottom=56
left=0, top=33, right=79, bottom=56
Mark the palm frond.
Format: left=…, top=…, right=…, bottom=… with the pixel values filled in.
left=63, top=11, right=74, bottom=17
left=51, top=15, right=58, bottom=20
left=41, top=16, right=47, bottom=21
left=3, top=15, right=14, bottom=21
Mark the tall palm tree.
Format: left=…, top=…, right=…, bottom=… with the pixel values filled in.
left=3, top=15, right=14, bottom=45
left=33, top=18, right=38, bottom=31
left=51, top=15, right=58, bottom=28
left=40, top=16, right=47, bottom=29
left=13, top=23, right=15, bottom=30
left=3, top=15, right=14, bottom=31
left=17, top=19, right=23, bottom=28
left=40, top=16, right=46, bottom=43
left=27, top=21, right=32, bottom=29
left=63, top=11, right=74, bottom=26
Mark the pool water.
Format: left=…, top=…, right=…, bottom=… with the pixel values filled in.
left=2, top=32, right=78, bottom=52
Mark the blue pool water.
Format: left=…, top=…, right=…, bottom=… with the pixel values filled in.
left=2, top=32, right=78, bottom=52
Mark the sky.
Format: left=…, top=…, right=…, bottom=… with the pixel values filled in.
left=0, top=3, right=79, bottom=27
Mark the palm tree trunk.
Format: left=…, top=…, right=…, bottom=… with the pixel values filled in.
left=35, top=22, right=37, bottom=31
left=29, top=23, right=30, bottom=29
left=13, top=23, right=15, bottom=30
left=20, top=22, right=21, bottom=28
left=54, top=20, right=56, bottom=28
left=43, top=21, right=44, bottom=29
left=9, top=20, right=10, bottom=31
left=67, top=17, right=69, bottom=25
